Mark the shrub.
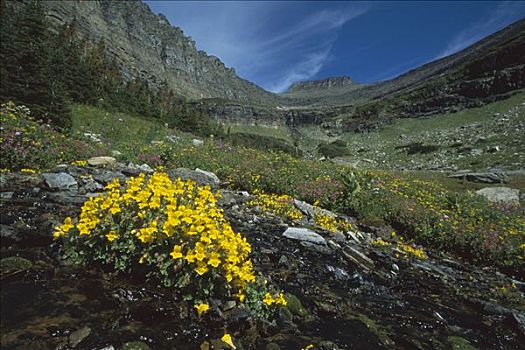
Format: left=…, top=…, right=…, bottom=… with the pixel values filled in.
left=54, top=172, right=256, bottom=302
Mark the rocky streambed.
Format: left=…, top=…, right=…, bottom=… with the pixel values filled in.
left=1, top=162, right=524, bottom=349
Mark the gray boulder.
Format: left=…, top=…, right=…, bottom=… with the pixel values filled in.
left=42, top=172, right=78, bottom=190
left=476, top=187, right=520, bottom=205
left=167, top=168, right=220, bottom=188
left=282, top=227, right=326, bottom=245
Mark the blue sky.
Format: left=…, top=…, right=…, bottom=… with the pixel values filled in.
left=145, top=1, right=525, bottom=93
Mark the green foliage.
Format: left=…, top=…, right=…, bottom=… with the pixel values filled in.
left=317, top=139, right=350, bottom=158
left=0, top=102, right=105, bottom=171
left=224, top=132, right=301, bottom=157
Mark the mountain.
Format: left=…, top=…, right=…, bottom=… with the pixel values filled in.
left=21, top=0, right=278, bottom=105
left=281, top=18, right=525, bottom=112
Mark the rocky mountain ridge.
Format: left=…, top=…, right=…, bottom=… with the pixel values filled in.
left=288, top=76, right=357, bottom=93
left=13, top=0, right=278, bottom=104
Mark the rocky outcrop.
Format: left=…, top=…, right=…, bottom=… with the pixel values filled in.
left=288, top=76, right=356, bottom=93
left=13, top=0, right=276, bottom=104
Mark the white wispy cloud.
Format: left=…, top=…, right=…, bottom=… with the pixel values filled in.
left=146, top=1, right=368, bottom=92
left=436, top=1, right=525, bottom=59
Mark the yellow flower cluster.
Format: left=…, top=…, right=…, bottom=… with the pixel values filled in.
left=397, top=241, right=427, bottom=260
left=313, top=212, right=355, bottom=234
left=248, top=191, right=303, bottom=222
left=262, top=292, right=287, bottom=306
left=20, top=168, right=37, bottom=174
left=53, top=172, right=255, bottom=299
left=71, top=160, right=88, bottom=166
left=370, top=237, right=427, bottom=259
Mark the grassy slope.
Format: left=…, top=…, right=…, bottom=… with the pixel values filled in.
left=70, top=105, right=193, bottom=160
left=333, top=91, right=525, bottom=171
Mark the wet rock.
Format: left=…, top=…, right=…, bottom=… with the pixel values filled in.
left=0, top=256, right=33, bottom=271
left=446, top=336, right=476, bottom=350
left=87, top=156, right=117, bottom=166
left=42, top=172, right=78, bottom=190
left=505, top=312, right=525, bottom=338
left=122, top=341, right=151, bottom=350
left=283, top=227, right=326, bottom=245
left=0, top=224, right=20, bottom=242
left=300, top=241, right=333, bottom=254
left=476, top=187, right=520, bottom=205
left=68, top=326, right=91, bottom=348
left=167, top=168, right=220, bottom=188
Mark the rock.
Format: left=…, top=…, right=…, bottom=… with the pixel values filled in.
left=476, top=187, right=520, bottom=205
left=294, top=199, right=336, bottom=219
left=167, top=168, right=220, bottom=188
left=282, top=227, right=326, bottom=245
left=93, top=171, right=127, bottom=185
left=505, top=312, right=525, bottom=338
left=1, top=174, right=44, bottom=191
left=80, top=177, right=103, bottom=192
left=68, top=326, right=91, bottom=348
left=0, top=224, right=21, bottom=242
left=111, top=150, right=122, bottom=157
left=447, top=336, right=476, bottom=350
left=87, top=156, right=117, bottom=166
left=122, top=341, right=151, bottom=350
left=284, top=293, right=310, bottom=318
left=42, top=172, right=78, bottom=190
left=194, top=168, right=220, bottom=185
left=47, top=192, right=88, bottom=204
left=448, top=171, right=508, bottom=183
left=0, top=256, right=33, bottom=271
left=192, top=139, right=204, bottom=146
left=266, top=343, right=281, bottom=350
left=0, top=191, right=14, bottom=199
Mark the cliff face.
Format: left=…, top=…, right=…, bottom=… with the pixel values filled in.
left=288, top=76, right=356, bottom=93
left=29, top=0, right=277, bottom=104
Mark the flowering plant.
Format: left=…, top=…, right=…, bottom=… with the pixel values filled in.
left=54, top=172, right=256, bottom=302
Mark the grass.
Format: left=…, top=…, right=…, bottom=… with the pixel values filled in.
left=70, top=104, right=194, bottom=161
left=227, top=124, right=292, bottom=141
left=337, top=91, right=525, bottom=170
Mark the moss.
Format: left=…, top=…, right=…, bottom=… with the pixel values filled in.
left=0, top=256, right=33, bottom=272
left=284, top=293, right=310, bottom=318
left=447, top=336, right=477, bottom=350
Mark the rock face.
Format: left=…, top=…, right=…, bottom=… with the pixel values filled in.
left=288, top=76, right=356, bottom=93
left=476, top=187, right=520, bottom=205
left=22, top=0, right=276, bottom=104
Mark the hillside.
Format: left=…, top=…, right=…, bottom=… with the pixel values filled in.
left=12, top=0, right=278, bottom=105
